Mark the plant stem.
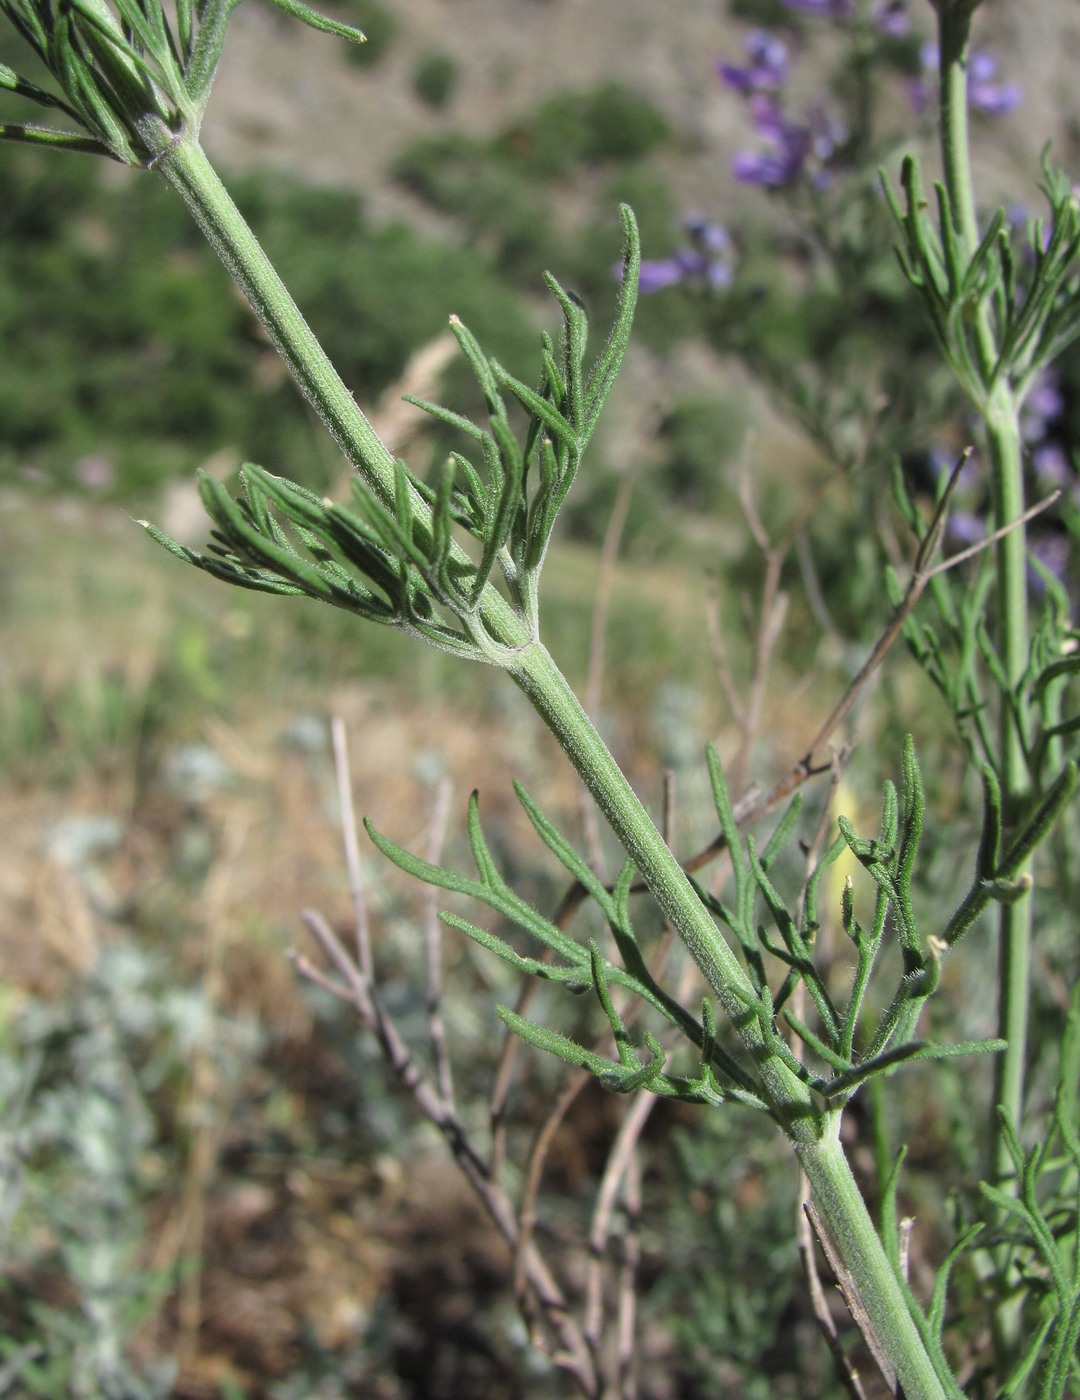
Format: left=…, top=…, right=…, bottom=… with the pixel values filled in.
left=512, top=642, right=948, bottom=1400
left=150, top=130, right=949, bottom=1397
left=797, top=1126, right=954, bottom=1400
left=937, top=1, right=1032, bottom=1188
left=511, top=641, right=819, bottom=1133
left=984, top=404, right=1033, bottom=1184
left=155, top=135, right=397, bottom=495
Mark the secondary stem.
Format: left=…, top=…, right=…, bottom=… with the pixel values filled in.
left=798, top=1127, right=954, bottom=1400
left=937, top=3, right=1032, bottom=1187
left=511, top=642, right=819, bottom=1135
left=984, top=405, right=1033, bottom=1183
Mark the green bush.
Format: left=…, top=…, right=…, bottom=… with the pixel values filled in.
left=656, top=397, right=748, bottom=511
left=394, top=88, right=674, bottom=283
left=0, top=153, right=539, bottom=502
left=412, top=50, right=459, bottom=109
left=497, top=82, right=670, bottom=176
left=394, top=133, right=558, bottom=277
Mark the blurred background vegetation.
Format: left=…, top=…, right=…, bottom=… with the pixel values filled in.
left=2, top=0, right=1080, bottom=1395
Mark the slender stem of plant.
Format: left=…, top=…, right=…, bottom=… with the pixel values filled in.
left=511, top=641, right=953, bottom=1398
left=800, top=1125, right=951, bottom=1400
left=154, top=134, right=397, bottom=493
left=147, top=128, right=948, bottom=1397
left=937, top=4, right=1033, bottom=1188
left=937, top=7, right=982, bottom=352
left=511, top=641, right=827, bottom=1135
left=984, top=406, right=1033, bottom=1183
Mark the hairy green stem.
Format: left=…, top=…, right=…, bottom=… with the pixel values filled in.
left=984, top=405, right=1033, bottom=1185
left=149, top=130, right=949, bottom=1396
left=154, top=135, right=399, bottom=497
left=512, top=643, right=948, bottom=1400
left=511, top=640, right=820, bottom=1139
left=797, top=1127, right=953, bottom=1400
left=937, top=3, right=1032, bottom=1188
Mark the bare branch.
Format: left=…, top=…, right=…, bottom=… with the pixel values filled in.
left=923, top=488, right=1061, bottom=579
left=330, top=716, right=372, bottom=979
left=797, top=1183, right=871, bottom=1400
left=514, top=1068, right=591, bottom=1307
left=584, top=1090, right=656, bottom=1352
left=294, top=908, right=600, bottom=1396
left=616, top=1145, right=643, bottom=1400
left=804, top=1202, right=901, bottom=1398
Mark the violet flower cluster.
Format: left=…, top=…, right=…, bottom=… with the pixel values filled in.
left=629, top=216, right=735, bottom=297
left=1023, top=369, right=1072, bottom=489
left=719, top=28, right=846, bottom=190
left=781, top=0, right=908, bottom=35
left=726, top=1, right=1021, bottom=193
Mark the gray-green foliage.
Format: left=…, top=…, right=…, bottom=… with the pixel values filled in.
left=0, top=944, right=260, bottom=1397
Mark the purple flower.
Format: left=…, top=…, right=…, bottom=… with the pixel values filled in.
left=947, top=509, right=985, bottom=548
left=1032, top=444, right=1072, bottom=488
left=636, top=258, right=690, bottom=294
left=718, top=29, right=789, bottom=93
left=872, top=0, right=909, bottom=37
left=1029, top=532, right=1071, bottom=594
left=781, top=0, right=854, bottom=18
left=782, top=0, right=905, bottom=25
left=623, top=216, right=735, bottom=295
left=733, top=95, right=810, bottom=186
left=1023, top=370, right=1065, bottom=440
left=731, top=94, right=845, bottom=189
left=1021, top=370, right=1073, bottom=488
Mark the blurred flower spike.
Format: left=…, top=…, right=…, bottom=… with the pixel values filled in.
left=781, top=0, right=854, bottom=18
left=1022, top=368, right=1074, bottom=488
left=621, top=217, right=735, bottom=295
left=908, top=44, right=1022, bottom=117
left=719, top=26, right=847, bottom=190
left=784, top=0, right=912, bottom=32
left=717, top=30, right=788, bottom=93
left=730, top=92, right=846, bottom=190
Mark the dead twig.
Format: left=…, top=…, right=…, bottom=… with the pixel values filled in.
left=797, top=1190, right=872, bottom=1400
left=291, top=913, right=599, bottom=1395
left=685, top=460, right=1060, bottom=875
left=804, top=1201, right=903, bottom=1398
left=293, top=736, right=603, bottom=1395
left=330, top=716, right=372, bottom=979
left=584, top=1090, right=656, bottom=1357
